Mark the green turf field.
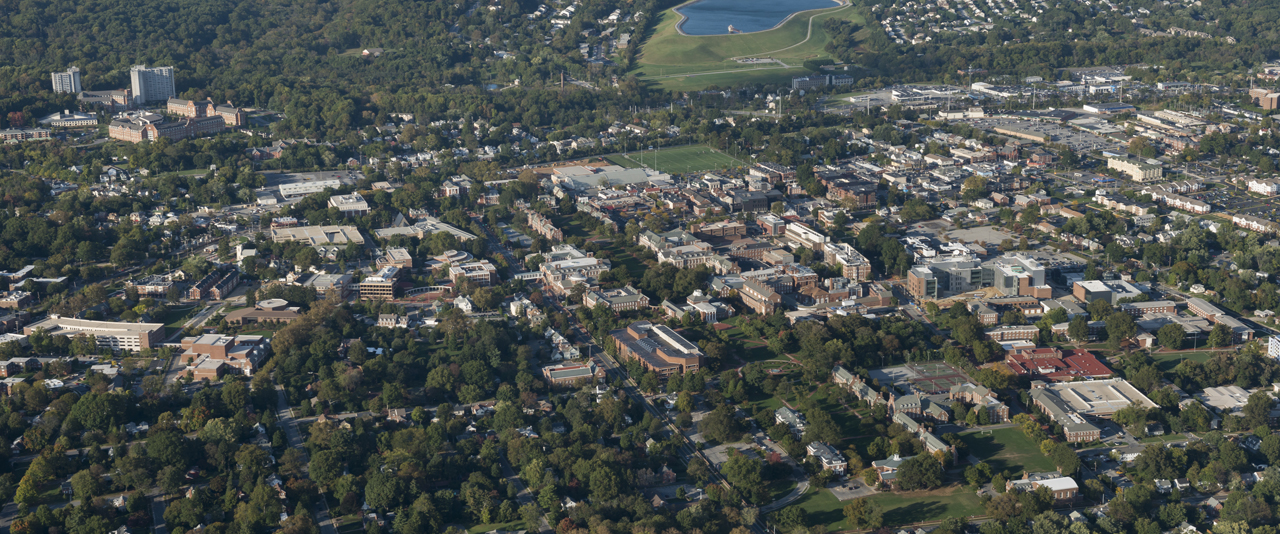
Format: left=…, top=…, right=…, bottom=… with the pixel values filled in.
left=959, top=427, right=1057, bottom=475
left=633, top=1, right=867, bottom=90
left=787, top=484, right=983, bottom=529
left=612, top=144, right=746, bottom=174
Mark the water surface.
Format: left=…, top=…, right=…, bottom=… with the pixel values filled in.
left=675, top=0, right=841, bottom=36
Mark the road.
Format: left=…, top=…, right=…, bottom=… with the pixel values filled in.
left=275, top=385, right=338, bottom=534
left=500, top=458, right=553, bottom=534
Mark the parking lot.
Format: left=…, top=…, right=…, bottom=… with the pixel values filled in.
left=957, top=118, right=1126, bottom=153
left=1199, top=186, right=1280, bottom=219
left=262, top=170, right=363, bottom=188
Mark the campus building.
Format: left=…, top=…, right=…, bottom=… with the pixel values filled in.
left=180, top=334, right=269, bottom=380
left=51, top=67, right=82, bottom=94
left=609, top=321, right=704, bottom=378
left=129, top=65, right=176, bottom=104
left=1108, top=157, right=1163, bottom=182
left=24, top=317, right=164, bottom=352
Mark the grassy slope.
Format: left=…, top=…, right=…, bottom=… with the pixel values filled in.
left=632, top=2, right=865, bottom=89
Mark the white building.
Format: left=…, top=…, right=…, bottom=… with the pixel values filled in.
left=129, top=65, right=176, bottom=104
left=51, top=67, right=82, bottom=94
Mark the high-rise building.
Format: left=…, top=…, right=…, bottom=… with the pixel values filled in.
left=51, top=67, right=82, bottom=94
left=129, top=65, right=176, bottom=104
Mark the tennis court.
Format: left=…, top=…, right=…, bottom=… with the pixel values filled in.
left=905, top=361, right=973, bottom=394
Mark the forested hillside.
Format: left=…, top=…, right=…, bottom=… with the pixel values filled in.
left=0, top=0, right=677, bottom=136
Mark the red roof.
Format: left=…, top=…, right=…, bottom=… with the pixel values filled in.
left=1004, top=348, right=1112, bottom=381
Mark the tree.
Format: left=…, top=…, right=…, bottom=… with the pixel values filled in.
left=1207, top=323, right=1232, bottom=348
left=1157, top=323, right=1185, bottom=350
left=896, top=454, right=943, bottom=490
left=310, top=450, right=343, bottom=485
left=1068, top=315, right=1090, bottom=341
left=1105, top=312, right=1136, bottom=347
left=843, top=497, right=884, bottom=530
left=1087, top=298, right=1113, bottom=321
left=70, top=470, right=102, bottom=501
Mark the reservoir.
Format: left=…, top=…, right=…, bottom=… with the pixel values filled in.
left=674, top=0, right=841, bottom=36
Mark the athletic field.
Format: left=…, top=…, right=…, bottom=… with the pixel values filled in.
left=607, top=144, right=747, bottom=175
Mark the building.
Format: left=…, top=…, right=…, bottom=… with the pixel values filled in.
left=1233, top=214, right=1280, bottom=234
left=541, top=362, right=602, bottom=387
left=610, top=321, right=704, bottom=378
left=823, top=242, right=872, bottom=281
left=524, top=209, right=563, bottom=241
left=660, top=290, right=733, bottom=323
left=1250, top=88, right=1280, bottom=110
left=358, top=266, right=401, bottom=300
left=1073, top=280, right=1146, bottom=305
left=271, top=226, right=365, bottom=246
left=109, top=114, right=224, bottom=143
left=872, top=454, right=913, bottom=485
left=1083, top=102, right=1136, bottom=114
left=0, top=291, right=33, bottom=310
left=51, top=67, right=82, bottom=94
left=784, top=223, right=830, bottom=251
left=949, top=383, right=1009, bottom=423
left=540, top=251, right=610, bottom=295
left=381, top=248, right=413, bottom=269
left=986, top=325, right=1040, bottom=342
left=449, top=260, right=500, bottom=287
left=1186, top=297, right=1255, bottom=343
left=833, top=366, right=886, bottom=405
left=1004, top=347, right=1113, bottom=381
left=301, top=273, right=353, bottom=299
left=1006, top=472, right=1079, bottom=502
left=188, top=268, right=239, bottom=300
left=279, top=180, right=343, bottom=198
left=224, top=299, right=301, bottom=326
left=125, top=275, right=175, bottom=298
left=129, top=65, right=176, bottom=104
left=790, top=74, right=856, bottom=90
left=1029, top=378, right=1157, bottom=442
left=775, top=407, right=807, bottom=435
left=328, top=193, right=370, bottom=217
left=987, top=254, right=1051, bottom=298
left=0, top=128, right=53, bottom=143
left=37, top=110, right=97, bottom=128
left=1108, top=157, right=1163, bottom=182
left=24, top=317, right=164, bottom=352
left=583, top=285, right=650, bottom=311
left=806, top=442, right=848, bottom=474
left=907, top=266, right=938, bottom=299
left=180, top=334, right=269, bottom=379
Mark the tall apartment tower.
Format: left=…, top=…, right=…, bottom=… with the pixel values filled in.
left=51, top=67, right=82, bottom=94
left=129, top=65, right=176, bottom=105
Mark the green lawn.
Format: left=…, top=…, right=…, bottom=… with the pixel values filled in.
left=156, top=306, right=198, bottom=329
left=1151, top=351, right=1216, bottom=373
left=634, top=1, right=867, bottom=90
left=868, top=486, right=985, bottom=526
left=467, top=521, right=527, bottom=534
left=960, top=427, right=1057, bottom=476
left=787, top=485, right=983, bottom=529
left=611, top=144, right=747, bottom=175
left=603, top=154, right=642, bottom=168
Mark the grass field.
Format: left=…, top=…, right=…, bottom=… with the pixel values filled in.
left=789, top=484, right=983, bottom=529
left=610, top=144, right=746, bottom=174
left=960, top=427, right=1056, bottom=475
left=633, top=1, right=867, bottom=90
left=1151, top=350, right=1217, bottom=373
